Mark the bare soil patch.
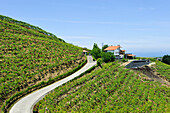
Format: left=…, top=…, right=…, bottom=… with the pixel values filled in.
left=133, top=65, right=170, bottom=86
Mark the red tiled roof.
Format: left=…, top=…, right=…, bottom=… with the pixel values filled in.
left=104, top=46, right=120, bottom=51
left=127, top=54, right=136, bottom=56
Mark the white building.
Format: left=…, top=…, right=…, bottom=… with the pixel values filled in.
left=104, top=45, right=125, bottom=59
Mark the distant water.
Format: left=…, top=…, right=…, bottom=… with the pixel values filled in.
left=135, top=52, right=169, bottom=57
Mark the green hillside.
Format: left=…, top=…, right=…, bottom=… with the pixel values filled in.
left=155, top=61, right=170, bottom=82
left=0, top=15, right=85, bottom=110
left=34, top=62, right=169, bottom=113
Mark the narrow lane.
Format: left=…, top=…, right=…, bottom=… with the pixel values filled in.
left=10, top=56, right=96, bottom=113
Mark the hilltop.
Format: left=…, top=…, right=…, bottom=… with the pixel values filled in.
left=0, top=15, right=86, bottom=111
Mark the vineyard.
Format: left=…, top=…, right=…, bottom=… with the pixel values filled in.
left=34, top=62, right=170, bottom=112
left=0, top=15, right=65, bottom=42
left=155, top=61, right=170, bottom=82
left=0, top=15, right=85, bottom=109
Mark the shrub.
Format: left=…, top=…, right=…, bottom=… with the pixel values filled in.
left=121, top=58, right=128, bottom=62
left=92, top=55, right=96, bottom=61
left=97, top=58, right=103, bottom=67
left=162, top=55, right=170, bottom=65
left=101, top=52, right=115, bottom=63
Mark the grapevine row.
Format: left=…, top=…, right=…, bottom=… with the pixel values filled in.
left=34, top=62, right=169, bottom=113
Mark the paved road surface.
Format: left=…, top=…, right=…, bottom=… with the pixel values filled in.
left=10, top=56, right=96, bottom=113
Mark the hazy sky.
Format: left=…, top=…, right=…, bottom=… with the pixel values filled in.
left=1, top=0, right=170, bottom=57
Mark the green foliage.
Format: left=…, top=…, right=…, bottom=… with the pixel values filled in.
left=136, top=57, right=140, bottom=59
left=101, top=52, right=115, bottom=63
left=162, top=55, right=170, bottom=65
left=1, top=59, right=87, bottom=112
left=0, top=15, right=65, bottom=42
left=34, top=62, right=169, bottom=113
left=102, top=44, right=108, bottom=52
left=121, top=58, right=128, bottom=62
left=155, top=61, right=170, bottom=82
left=92, top=55, right=96, bottom=61
left=97, top=58, right=103, bottom=67
left=0, top=15, right=86, bottom=111
left=91, top=43, right=101, bottom=59
left=91, top=44, right=115, bottom=63
left=136, top=57, right=156, bottom=62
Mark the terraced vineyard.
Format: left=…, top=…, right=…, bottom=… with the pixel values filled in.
left=0, top=15, right=85, bottom=110
left=155, top=61, right=170, bottom=82
left=34, top=62, right=169, bottom=112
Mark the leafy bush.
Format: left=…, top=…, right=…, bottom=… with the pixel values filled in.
left=101, top=52, right=115, bottom=63
left=162, top=55, right=170, bottom=65
left=91, top=43, right=101, bottom=59
left=97, top=58, right=103, bottom=67
left=92, top=55, right=96, bottom=61
left=121, top=58, right=128, bottom=62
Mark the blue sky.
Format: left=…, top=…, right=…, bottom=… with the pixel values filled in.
left=1, top=0, right=170, bottom=57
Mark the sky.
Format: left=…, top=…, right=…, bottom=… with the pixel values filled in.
left=1, top=0, right=170, bottom=57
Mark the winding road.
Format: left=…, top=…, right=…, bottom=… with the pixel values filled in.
left=10, top=56, right=96, bottom=113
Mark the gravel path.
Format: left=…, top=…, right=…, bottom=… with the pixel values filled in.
left=9, top=56, right=96, bottom=113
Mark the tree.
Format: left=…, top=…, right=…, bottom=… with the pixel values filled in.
left=102, top=44, right=108, bottom=52
left=97, top=58, right=103, bottom=68
left=91, top=43, right=101, bottom=59
left=162, top=55, right=170, bottom=65
left=101, top=52, right=115, bottom=63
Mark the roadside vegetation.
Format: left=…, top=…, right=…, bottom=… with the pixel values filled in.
left=34, top=62, right=169, bottom=113
left=0, top=15, right=85, bottom=111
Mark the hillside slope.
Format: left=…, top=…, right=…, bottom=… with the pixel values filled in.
left=155, top=61, right=170, bottom=82
left=34, top=62, right=169, bottom=113
left=0, top=15, right=85, bottom=109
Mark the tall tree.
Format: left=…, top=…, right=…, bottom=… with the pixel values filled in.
left=102, top=44, right=109, bottom=52
left=91, top=43, right=101, bottom=59
left=162, top=55, right=170, bottom=65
